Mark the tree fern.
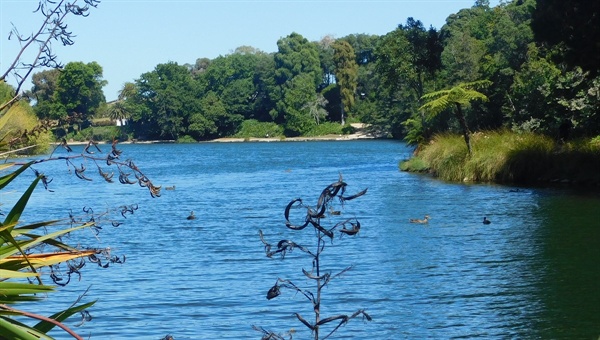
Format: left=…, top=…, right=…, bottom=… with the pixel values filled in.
left=419, top=80, right=491, bottom=154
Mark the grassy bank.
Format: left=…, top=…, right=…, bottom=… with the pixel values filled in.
left=400, top=130, right=600, bottom=186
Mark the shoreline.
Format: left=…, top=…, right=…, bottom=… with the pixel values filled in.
left=57, top=133, right=381, bottom=146
left=60, top=123, right=386, bottom=145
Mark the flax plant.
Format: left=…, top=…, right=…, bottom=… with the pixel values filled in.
left=0, top=139, right=160, bottom=339
left=0, top=1, right=161, bottom=338
left=256, top=175, right=371, bottom=340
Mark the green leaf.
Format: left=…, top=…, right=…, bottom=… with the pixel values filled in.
left=34, top=300, right=96, bottom=333
left=0, top=269, right=39, bottom=279
left=0, top=282, right=55, bottom=294
left=4, top=175, right=41, bottom=226
left=0, top=222, right=95, bottom=259
left=0, top=315, right=53, bottom=340
left=0, top=162, right=33, bottom=191
left=0, top=282, right=54, bottom=304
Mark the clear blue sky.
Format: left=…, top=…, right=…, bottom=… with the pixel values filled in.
left=1, top=0, right=499, bottom=101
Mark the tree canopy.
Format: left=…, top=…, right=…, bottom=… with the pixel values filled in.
left=17, top=0, right=600, bottom=143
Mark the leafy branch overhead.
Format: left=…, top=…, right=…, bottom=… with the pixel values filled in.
left=257, top=174, right=371, bottom=340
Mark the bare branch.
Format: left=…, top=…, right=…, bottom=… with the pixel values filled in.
left=1, top=0, right=101, bottom=109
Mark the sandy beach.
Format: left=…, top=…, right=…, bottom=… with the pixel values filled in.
left=58, top=124, right=383, bottom=146
left=206, top=123, right=381, bottom=143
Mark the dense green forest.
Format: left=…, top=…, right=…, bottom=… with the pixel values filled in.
left=4, top=0, right=600, bottom=146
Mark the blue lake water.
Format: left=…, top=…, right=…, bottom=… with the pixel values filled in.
left=5, top=140, right=600, bottom=339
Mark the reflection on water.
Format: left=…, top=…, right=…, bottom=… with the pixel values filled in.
left=5, top=141, right=599, bottom=339
left=533, top=195, right=600, bottom=339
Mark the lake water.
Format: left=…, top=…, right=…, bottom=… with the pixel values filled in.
left=6, top=140, right=600, bottom=339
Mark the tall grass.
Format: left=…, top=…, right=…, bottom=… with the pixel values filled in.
left=0, top=100, right=52, bottom=154
left=401, top=130, right=600, bottom=186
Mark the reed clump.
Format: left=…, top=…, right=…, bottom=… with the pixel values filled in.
left=401, top=130, right=600, bottom=186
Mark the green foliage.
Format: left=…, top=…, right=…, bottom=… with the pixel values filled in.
left=195, top=91, right=244, bottom=140
left=406, top=130, right=600, bottom=185
left=304, top=121, right=345, bottom=137
left=234, top=119, right=284, bottom=138
left=0, top=93, right=51, bottom=154
left=199, top=51, right=274, bottom=121
left=65, top=125, right=123, bottom=142
left=402, top=118, right=425, bottom=146
left=332, top=40, right=358, bottom=123
left=131, top=62, right=199, bottom=140
left=420, top=80, right=491, bottom=118
left=29, top=69, right=60, bottom=119
left=176, top=135, right=196, bottom=143
left=532, top=0, right=600, bottom=76
left=440, top=30, right=486, bottom=84
left=0, top=162, right=99, bottom=339
left=272, top=33, right=322, bottom=125
left=506, top=45, right=561, bottom=134
left=274, top=32, right=321, bottom=87
left=54, top=61, right=107, bottom=123
left=419, top=80, right=491, bottom=154
left=281, top=73, right=318, bottom=136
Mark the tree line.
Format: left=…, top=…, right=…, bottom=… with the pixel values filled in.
left=11, top=0, right=600, bottom=144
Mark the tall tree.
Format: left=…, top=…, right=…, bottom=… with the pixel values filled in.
left=132, top=62, right=199, bottom=140
left=316, top=35, right=336, bottom=87
left=29, top=69, right=61, bottom=121
left=281, top=73, right=319, bottom=136
left=532, top=0, right=600, bottom=76
left=272, top=33, right=321, bottom=126
left=374, top=18, right=442, bottom=137
left=339, top=34, right=381, bottom=123
left=28, top=69, right=60, bottom=104
left=274, top=32, right=321, bottom=87
left=441, top=31, right=486, bottom=84
left=332, top=40, right=358, bottom=125
left=53, top=61, right=107, bottom=129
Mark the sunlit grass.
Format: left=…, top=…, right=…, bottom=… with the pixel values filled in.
left=0, top=100, right=52, bottom=154
left=401, top=130, right=600, bottom=185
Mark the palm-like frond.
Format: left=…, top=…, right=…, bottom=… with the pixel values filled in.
left=419, top=81, right=490, bottom=118
left=419, top=94, right=451, bottom=117
left=419, top=80, right=492, bottom=155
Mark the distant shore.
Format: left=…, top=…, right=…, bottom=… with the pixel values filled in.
left=59, top=123, right=385, bottom=145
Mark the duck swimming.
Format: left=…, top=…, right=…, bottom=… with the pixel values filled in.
left=187, top=211, right=196, bottom=220
left=409, top=215, right=430, bottom=224
left=483, top=217, right=491, bottom=224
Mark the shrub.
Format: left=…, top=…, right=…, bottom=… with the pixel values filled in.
left=66, top=126, right=124, bottom=142
left=304, top=122, right=345, bottom=137
left=176, top=135, right=196, bottom=143
left=234, top=119, right=284, bottom=138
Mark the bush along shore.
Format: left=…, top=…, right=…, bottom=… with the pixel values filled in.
left=400, top=130, right=600, bottom=187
